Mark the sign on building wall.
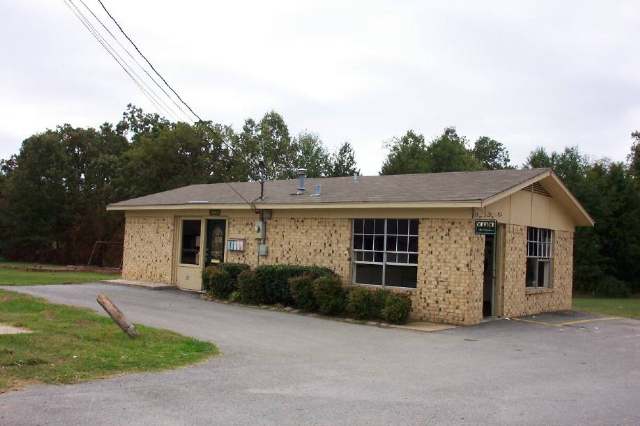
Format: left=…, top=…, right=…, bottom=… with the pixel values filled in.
left=474, top=219, right=497, bottom=235
left=227, top=239, right=245, bottom=252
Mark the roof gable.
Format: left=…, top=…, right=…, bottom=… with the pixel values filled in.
left=481, top=170, right=594, bottom=227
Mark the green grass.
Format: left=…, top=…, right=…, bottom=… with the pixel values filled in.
left=0, top=268, right=119, bottom=286
left=573, top=297, right=640, bottom=319
left=0, top=289, right=217, bottom=392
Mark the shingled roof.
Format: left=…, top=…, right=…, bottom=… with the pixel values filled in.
left=108, top=168, right=552, bottom=209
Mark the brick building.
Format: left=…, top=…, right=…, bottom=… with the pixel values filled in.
left=107, top=168, right=593, bottom=325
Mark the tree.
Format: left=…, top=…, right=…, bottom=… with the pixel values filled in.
left=235, top=111, right=298, bottom=181
left=423, top=127, right=483, bottom=173
left=294, top=132, right=331, bottom=177
left=119, top=123, right=198, bottom=196
left=525, top=147, right=553, bottom=168
left=380, top=130, right=429, bottom=175
left=629, top=131, right=640, bottom=179
left=0, top=157, right=16, bottom=254
left=2, top=131, right=73, bottom=261
left=472, top=136, right=511, bottom=169
left=1, top=124, right=131, bottom=264
left=381, top=128, right=483, bottom=175
left=329, top=142, right=360, bottom=177
left=116, top=103, right=170, bottom=143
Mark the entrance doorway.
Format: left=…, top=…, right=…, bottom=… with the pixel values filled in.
left=204, top=219, right=226, bottom=267
left=176, top=218, right=204, bottom=291
left=174, top=218, right=227, bottom=291
left=483, top=234, right=496, bottom=317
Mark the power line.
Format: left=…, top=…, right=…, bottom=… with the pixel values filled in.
left=76, top=0, right=192, bottom=122
left=65, top=0, right=257, bottom=207
left=95, top=0, right=203, bottom=122
left=63, top=0, right=177, bottom=120
left=85, top=0, right=250, bottom=162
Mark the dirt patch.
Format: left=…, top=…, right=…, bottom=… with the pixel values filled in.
left=0, top=323, right=33, bottom=335
left=0, top=378, right=41, bottom=394
left=0, top=294, right=14, bottom=302
left=41, top=310, right=57, bottom=321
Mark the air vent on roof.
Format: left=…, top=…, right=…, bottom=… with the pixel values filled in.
left=522, top=182, right=551, bottom=197
left=296, top=168, right=306, bottom=193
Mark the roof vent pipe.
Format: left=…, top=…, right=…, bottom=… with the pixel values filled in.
left=297, top=168, right=307, bottom=192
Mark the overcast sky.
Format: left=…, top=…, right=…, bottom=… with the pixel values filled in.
left=1, top=1, right=639, bottom=175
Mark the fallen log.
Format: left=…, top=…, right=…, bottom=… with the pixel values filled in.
left=96, top=294, right=139, bottom=338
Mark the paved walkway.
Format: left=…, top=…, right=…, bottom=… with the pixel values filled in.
left=1, top=283, right=638, bottom=426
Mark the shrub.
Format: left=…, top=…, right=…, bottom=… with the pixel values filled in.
left=237, top=270, right=266, bottom=304
left=593, top=276, right=631, bottom=298
left=346, top=287, right=387, bottom=320
left=312, top=275, right=345, bottom=315
left=381, top=293, right=412, bottom=324
left=219, top=263, right=251, bottom=280
left=203, top=263, right=250, bottom=299
left=255, top=265, right=335, bottom=305
left=288, top=274, right=317, bottom=311
left=203, top=267, right=233, bottom=299
left=228, top=290, right=241, bottom=303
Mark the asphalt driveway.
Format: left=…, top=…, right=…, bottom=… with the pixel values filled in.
left=1, top=284, right=638, bottom=426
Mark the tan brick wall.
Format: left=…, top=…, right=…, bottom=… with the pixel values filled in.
left=225, top=215, right=260, bottom=267
left=412, top=219, right=485, bottom=325
left=228, top=215, right=486, bottom=324
left=226, top=215, right=352, bottom=283
left=121, top=210, right=574, bottom=325
left=502, top=224, right=573, bottom=317
left=122, top=213, right=174, bottom=283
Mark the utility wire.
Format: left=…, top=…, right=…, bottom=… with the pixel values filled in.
left=80, top=0, right=191, bottom=120
left=77, top=0, right=191, bottom=122
left=96, top=0, right=203, bottom=122
left=67, top=0, right=257, bottom=207
left=63, top=0, right=177, bottom=120
left=92, top=1, right=246, bottom=162
left=68, top=0, right=175, bottom=119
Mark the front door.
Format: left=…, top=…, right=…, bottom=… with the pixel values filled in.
left=204, top=219, right=226, bottom=267
left=176, top=218, right=204, bottom=291
left=483, top=234, right=496, bottom=317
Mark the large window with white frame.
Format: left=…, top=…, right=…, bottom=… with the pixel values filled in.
left=352, top=219, right=418, bottom=288
left=526, top=226, right=553, bottom=288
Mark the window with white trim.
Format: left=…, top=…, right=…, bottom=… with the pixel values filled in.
left=352, top=219, right=418, bottom=288
left=526, top=227, right=553, bottom=288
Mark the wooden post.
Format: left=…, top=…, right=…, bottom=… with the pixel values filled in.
left=96, top=294, right=139, bottom=338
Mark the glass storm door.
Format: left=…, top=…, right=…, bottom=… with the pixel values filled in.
left=176, top=219, right=204, bottom=291
left=205, top=219, right=226, bottom=266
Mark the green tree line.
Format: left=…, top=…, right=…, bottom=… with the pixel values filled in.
left=0, top=105, right=358, bottom=265
left=1, top=106, right=638, bottom=296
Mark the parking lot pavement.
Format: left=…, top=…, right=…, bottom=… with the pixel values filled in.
left=1, top=283, right=639, bottom=426
left=510, top=310, right=622, bottom=327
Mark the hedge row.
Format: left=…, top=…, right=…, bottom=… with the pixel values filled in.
left=203, top=264, right=412, bottom=324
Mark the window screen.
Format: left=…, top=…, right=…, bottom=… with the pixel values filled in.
left=352, top=219, right=418, bottom=288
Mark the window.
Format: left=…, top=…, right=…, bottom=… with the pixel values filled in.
left=180, top=220, right=202, bottom=265
left=526, top=227, right=553, bottom=288
left=352, top=219, right=418, bottom=288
